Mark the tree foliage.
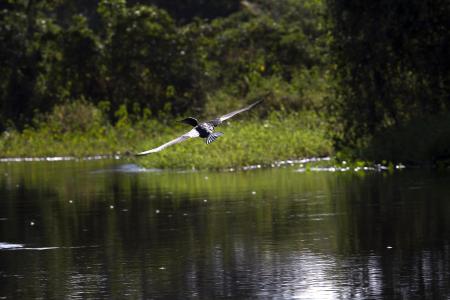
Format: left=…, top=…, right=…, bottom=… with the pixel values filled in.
left=0, top=0, right=329, bottom=130
left=327, top=0, right=450, bottom=151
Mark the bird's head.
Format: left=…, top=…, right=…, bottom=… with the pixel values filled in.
left=180, top=117, right=199, bottom=127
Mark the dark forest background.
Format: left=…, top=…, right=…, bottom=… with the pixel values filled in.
left=1, top=0, right=449, bottom=161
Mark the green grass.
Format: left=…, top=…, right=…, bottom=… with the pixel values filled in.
left=0, top=111, right=332, bottom=169
left=134, top=111, right=332, bottom=169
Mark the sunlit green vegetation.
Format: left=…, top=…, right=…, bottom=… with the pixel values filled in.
left=136, top=111, right=332, bottom=170
left=0, top=101, right=332, bottom=169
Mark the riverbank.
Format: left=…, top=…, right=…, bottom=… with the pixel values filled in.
left=0, top=111, right=333, bottom=170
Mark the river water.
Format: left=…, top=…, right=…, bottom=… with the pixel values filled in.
left=0, top=160, right=449, bottom=299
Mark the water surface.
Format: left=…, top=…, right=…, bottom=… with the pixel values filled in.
left=0, top=161, right=449, bottom=299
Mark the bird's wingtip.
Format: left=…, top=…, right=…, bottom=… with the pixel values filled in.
left=248, top=98, right=264, bottom=108
left=135, top=150, right=152, bottom=156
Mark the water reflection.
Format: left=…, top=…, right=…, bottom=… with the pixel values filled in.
left=0, top=161, right=449, bottom=299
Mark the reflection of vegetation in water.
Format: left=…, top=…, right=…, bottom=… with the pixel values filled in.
left=0, top=161, right=339, bottom=297
left=1, top=161, right=450, bottom=298
left=0, top=160, right=344, bottom=250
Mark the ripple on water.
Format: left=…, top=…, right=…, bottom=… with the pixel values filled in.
left=90, top=164, right=162, bottom=174
left=0, top=242, right=99, bottom=251
left=0, top=242, right=59, bottom=251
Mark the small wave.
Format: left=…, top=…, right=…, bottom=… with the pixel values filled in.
left=0, top=242, right=24, bottom=250
left=19, top=247, right=60, bottom=251
left=90, top=164, right=162, bottom=174
left=115, top=164, right=160, bottom=173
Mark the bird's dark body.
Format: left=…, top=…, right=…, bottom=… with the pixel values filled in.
left=195, top=122, right=214, bottom=138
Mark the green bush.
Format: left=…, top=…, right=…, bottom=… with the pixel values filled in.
left=39, top=100, right=106, bottom=134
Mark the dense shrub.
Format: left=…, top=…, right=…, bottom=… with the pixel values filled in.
left=0, top=0, right=330, bottom=130
left=327, top=0, right=450, bottom=156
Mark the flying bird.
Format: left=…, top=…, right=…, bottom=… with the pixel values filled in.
left=136, top=99, right=263, bottom=156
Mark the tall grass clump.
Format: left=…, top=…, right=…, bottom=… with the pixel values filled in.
left=0, top=100, right=138, bottom=157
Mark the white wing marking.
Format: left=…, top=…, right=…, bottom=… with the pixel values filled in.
left=136, top=128, right=199, bottom=156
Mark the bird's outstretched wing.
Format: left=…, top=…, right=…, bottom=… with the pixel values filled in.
left=136, top=128, right=200, bottom=156
left=209, top=99, right=263, bottom=126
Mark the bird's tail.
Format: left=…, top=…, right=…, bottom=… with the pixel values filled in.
left=206, top=132, right=223, bottom=144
